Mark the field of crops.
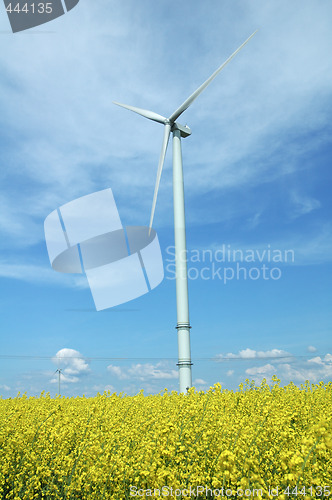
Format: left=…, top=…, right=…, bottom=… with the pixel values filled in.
left=0, top=377, right=331, bottom=499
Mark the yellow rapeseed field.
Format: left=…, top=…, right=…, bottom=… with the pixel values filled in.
left=0, top=377, right=331, bottom=499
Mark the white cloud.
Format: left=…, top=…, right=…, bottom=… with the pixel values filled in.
left=307, top=353, right=332, bottom=369
left=0, top=0, right=331, bottom=249
left=208, top=228, right=332, bottom=267
left=245, top=364, right=276, bottom=376
left=244, top=364, right=277, bottom=385
left=280, top=358, right=332, bottom=383
left=50, top=373, right=79, bottom=385
left=307, top=345, right=317, bottom=352
left=107, top=362, right=178, bottom=381
left=308, top=356, right=323, bottom=365
left=51, top=348, right=90, bottom=384
left=214, top=346, right=332, bottom=386
left=216, top=348, right=291, bottom=361
left=243, top=352, right=332, bottom=385
left=226, top=370, right=234, bottom=377
left=290, top=192, right=321, bottom=219
left=0, top=260, right=89, bottom=288
left=103, top=384, right=116, bottom=393
left=247, top=212, right=262, bottom=229
left=0, top=384, right=10, bottom=391
left=194, top=378, right=207, bottom=386
left=92, top=384, right=116, bottom=394
left=107, top=365, right=126, bottom=380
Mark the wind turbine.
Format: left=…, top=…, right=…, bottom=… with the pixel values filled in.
left=114, top=31, right=257, bottom=393
left=55, top=368, right=62, bottom=395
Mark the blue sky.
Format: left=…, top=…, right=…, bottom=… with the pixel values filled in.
left=0, top=0, right=331, bottom=397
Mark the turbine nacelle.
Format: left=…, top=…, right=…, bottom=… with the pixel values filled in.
left=113, top=102, right=192, bottom=138
left=172, top=123, right=192, bottom=138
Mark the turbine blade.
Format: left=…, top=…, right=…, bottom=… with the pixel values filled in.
left=149, top=124, right=171, bottom=233
left=169, top=30, right=258, bottom=123
left=113, top=101, right=167, bottom=124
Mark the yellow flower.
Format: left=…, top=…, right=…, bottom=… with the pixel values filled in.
left=0, top=378, right=331, bottom=499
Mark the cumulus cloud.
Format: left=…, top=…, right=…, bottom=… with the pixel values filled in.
left=92, top=384, right=116, bottom=394
left=107, top=362, right=178, bottom=381
left=193, top=378, right=207, bottom=386
left=244, top=363, right=277, bottom=385
left=107, top=365, right=125, bottom=380
left=302, top=353, right=332, bottom=382
left=308, top=356, right=323, bottom=365
left=239, top=351, right=332, bottom=385
left=51, top=348, right=90, bottom=384
left=245, top=364, right=276, bottom=376
left=280, top=355, right=332, bottom=383
left=307, top=345, right=317, bottom=352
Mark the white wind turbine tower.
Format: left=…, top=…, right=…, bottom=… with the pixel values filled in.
left=114, top=31, right=257, bottom=393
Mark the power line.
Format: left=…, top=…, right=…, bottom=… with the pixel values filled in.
left=0, top=354, right=322, bottom=361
